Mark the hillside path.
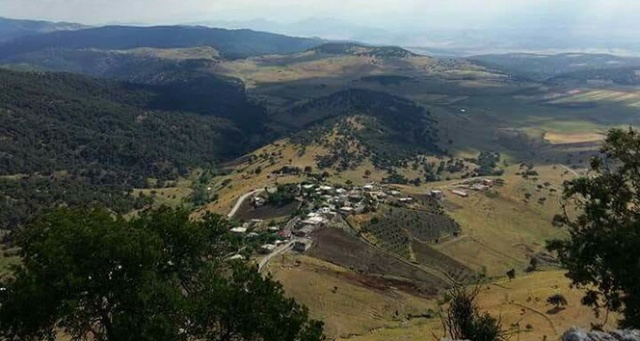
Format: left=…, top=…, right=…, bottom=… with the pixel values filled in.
left=559, top=164, right=579, bottom=177
left=258, top=239, right=298, bottom=272
left=227, top=188, right=264, bottom=219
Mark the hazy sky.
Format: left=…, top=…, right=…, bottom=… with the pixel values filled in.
left=2, top=0, right=639, bottom=31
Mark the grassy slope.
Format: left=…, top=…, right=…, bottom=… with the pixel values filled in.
left=213, top=49, right=503, bottom=88
left=265, top=253, right=438, bottom=339
left=396, top=164, right=572, bottom=277
left=342, top=271, right=614, bottom=341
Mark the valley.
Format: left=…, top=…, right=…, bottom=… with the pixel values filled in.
left=0, top=18, right=638, bottom=340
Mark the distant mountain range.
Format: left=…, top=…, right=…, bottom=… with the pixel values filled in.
left=191, top=16, right=640, bottom=57
left=190, top=17, right=399, bottom=44
left=0, top=17, right=88, bottom=42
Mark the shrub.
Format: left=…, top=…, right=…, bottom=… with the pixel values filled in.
left=547, top=294, right=568, bottom=308
left=443, top=285, right=507, bottom=341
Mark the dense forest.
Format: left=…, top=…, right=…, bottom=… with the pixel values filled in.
left=0, top=69, right=267, bottom=228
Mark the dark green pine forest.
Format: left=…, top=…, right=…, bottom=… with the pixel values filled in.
left=0, top=68, right=269, bottom=228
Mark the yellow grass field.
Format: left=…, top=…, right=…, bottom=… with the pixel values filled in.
left=398, top=164, right=574, bottom=277
left=551, top=89, right=640, bottom=108
left=265, top=254, right=438, bottom=339
left=544, top=131, right=605, bottom=145
left=343, top=271, right=614, bottom=341
left=213, top=51, right=504, bottom=88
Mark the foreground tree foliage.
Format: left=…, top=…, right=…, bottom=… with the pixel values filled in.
left=0, top=207, right=324, bottom=341
left=443, top=285, right=507, bottom=341
left=548, top=128, right=640, bottom=328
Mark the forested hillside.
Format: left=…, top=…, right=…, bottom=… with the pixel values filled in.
left=0, top=69, right=267, bottom=228
left=0, top=25, right=323, bottom=60
left=281, top=89, right=441, bottom=169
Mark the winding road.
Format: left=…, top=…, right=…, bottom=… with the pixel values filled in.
left=227, top=188, right=264, bottom=219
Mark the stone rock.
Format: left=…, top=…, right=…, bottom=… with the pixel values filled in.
left=562, top=327, right=640, bottom=341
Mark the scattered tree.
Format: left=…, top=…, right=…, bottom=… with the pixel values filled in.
left=526, top=257, right=539, bottom=272
left=506, top=269, right=516, bottom=281
left=547, top=294, right=568, bottom=308
left=548, top=128, right=640, bottom=328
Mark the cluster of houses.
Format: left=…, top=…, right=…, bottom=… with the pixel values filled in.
left=300, top=182, right=418, bottom=215
left=234, top=181, right=451, bottom=260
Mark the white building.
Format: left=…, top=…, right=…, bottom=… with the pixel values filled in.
left=259, top=244, right=277, bottom=254
left=319, top=185, right=334, bottom=193
left=452, top=190, right=469, bottom=198
left=428, top=190, right=444, bottom=200
left=230, top=227, right=248, bottom=234
left=340, top=207, right=355, bottom=214
left=229, top=254, right=245, bottom=261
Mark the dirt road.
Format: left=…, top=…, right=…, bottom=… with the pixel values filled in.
left=227, top=188, right=264, bottom=219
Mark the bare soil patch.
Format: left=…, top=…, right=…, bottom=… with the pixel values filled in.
left=309, top=227, right=445, bottom=296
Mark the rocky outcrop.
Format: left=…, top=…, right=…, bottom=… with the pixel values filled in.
left=562, top=327, right=640, bottom=341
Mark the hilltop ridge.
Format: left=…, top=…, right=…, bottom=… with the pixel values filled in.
left=308, top=42, right=418, bottom=58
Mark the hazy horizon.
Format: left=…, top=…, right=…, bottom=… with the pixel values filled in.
left=2, top=0, right=640, bottom=55
left=1, top=0, right=637, bottom=29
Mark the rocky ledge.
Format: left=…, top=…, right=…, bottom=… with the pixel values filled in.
left=563, top=328, right=640, bottom=341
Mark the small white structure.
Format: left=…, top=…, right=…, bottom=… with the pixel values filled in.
left=253, top=196, right=266, bottom=207
left=471, top=184, right=488, bottom=191
left=348, top=191, right=363, bottom=200
left=302, top=184, right=315, bottom=190
left=371, top=191, right=387, bottom=198
left=302, top=216, right=324, bottom=226
left=293, top=225, right=315, bottom=237
left=319, top=207, right=332, bottom=214
left=336, top=188, right=347, bottom=195
left=319, top=185, right=334, bottom=193
left=363, top=184, right=374, bottom=191
left=230, top=227, right=247, bottom=234
left=390, top=190, right=401, bottom=197
left=229, top=254, right=245, bottom=261
left=259, top=244, right=277, bottom=254
left=428, top=190, right=444, bottom=200
left=399, top=197, right=414, bottom=203
left=340, top=207, right=355, bottom=214
left=452, top=189, right=469, bottom=198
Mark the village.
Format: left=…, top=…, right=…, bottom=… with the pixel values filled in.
left=226, top=176, right=501, bottom=269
